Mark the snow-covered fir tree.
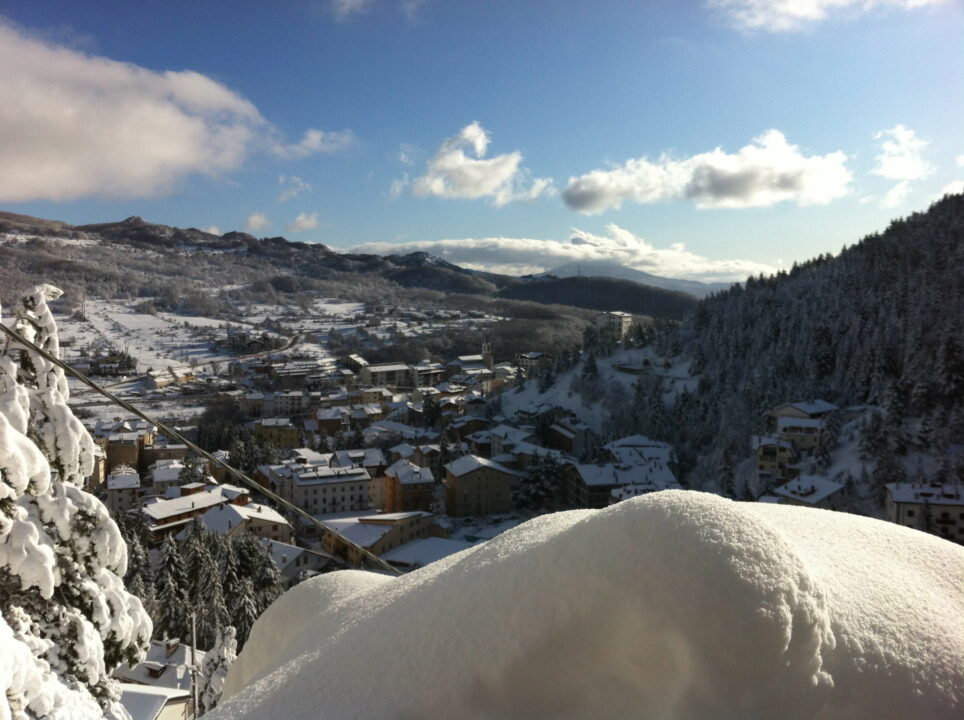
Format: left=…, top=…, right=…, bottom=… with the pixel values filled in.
left=197, top=626, right=237, bottom=715
left=0, top=285, right=151, bottom=718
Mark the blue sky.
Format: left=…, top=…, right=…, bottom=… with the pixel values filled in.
left=0, top=0, right=961, bottom=281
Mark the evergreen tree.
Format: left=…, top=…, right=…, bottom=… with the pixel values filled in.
left=231, top=576, right=259, bottom=648
left=197, top=626, right=238, bottom=715
left=582, top=353, right=598, bottom=380
left=513, top=453, right=562, bottom=512
left=0, top=285, right=151, bottom=715
left=154, top=533, right=188, bottom=639
left=718, top=447, right=735, bottom=498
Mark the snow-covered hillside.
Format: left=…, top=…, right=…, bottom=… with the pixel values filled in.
left=213, top=491, right=963, bottom=720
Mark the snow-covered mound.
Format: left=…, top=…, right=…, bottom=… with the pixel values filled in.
left=213, top=492, right=963, bottom=720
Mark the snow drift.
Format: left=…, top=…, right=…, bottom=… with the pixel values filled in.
left=213, top=491, right=963, bottom=720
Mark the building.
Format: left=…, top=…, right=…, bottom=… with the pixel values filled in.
left=514, top=351, right=548, bottom=378
left=106, top=466, right=141, bottom=516
left=593, top=310, right=633, bottom=339
left=116, top=683, right=190, bottom=720
left=383, top=459, right=436, bottom=513
left=140, top=484, right=250, bottom=538
left=443, top=455, right=521, bottom=517
left=768, top=400, right=839, bottom=423
left=885, top=482, right=964, bottom=543
left=259, top=539, right=337, bottom=585
left=381, top=536, right=475, bottom=571
left=361, top=362, right=413, bottom=390
left=775, top=416, right=823, bottom=452
left=199, top=502, right=293, bottom=542
left=254, top=418, right=301, bottom=449
left=563, top=462, right=681, bottom=508
left=752, top=435, right=797, bottom=480
left=772, top=475, right=844, bottom=510
left=317, top=511, right=438, bottom=565
left=114, top=638, right=206, bottom=694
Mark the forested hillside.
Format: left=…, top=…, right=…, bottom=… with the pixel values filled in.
left=617, top=194, right=964, bottom=486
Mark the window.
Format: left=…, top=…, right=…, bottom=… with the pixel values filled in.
left=907, top=510, right=915, bottom=518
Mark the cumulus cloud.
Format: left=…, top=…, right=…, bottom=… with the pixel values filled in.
left=872, top=125, right=933, bottom=208
left=278, top=175, right=312, bottom=202
left=872, top=125, right=933, bottom=181
left=203, top=225, right=221, bottom=236
left=410, top=122, right=554, bottom=207
left=563, top=130, right=850, bottom=215
left=0, top=21, right=353, bottom=203
left=707, top=0, right=946, bottom=32
left=245, top=212, right=270, bottom=232
left=286, top=212, right=319, bottom=232
left=352, top=224, right=776, bottom=282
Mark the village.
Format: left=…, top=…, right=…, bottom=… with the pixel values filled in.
left=44, top=297, right=963, bottom=716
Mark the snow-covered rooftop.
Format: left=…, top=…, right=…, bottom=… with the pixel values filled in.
left=886, top=482, right=964, bottom=506
left=382, top=537, right=476, bottom=568
left=445, top=454, right=521, bottom=478
left=773, top=476, right=844, bottom=505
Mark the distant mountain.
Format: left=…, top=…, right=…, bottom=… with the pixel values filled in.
left=0, top=212, right=681, bottom=322
left=547, top=260, right=731, bottom=298
left=497, top=275, right=698, bottom=320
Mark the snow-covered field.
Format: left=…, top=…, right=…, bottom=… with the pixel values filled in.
left=215, top=491, right=964, bottom=720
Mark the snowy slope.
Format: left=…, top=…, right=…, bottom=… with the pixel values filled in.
left=213, top=491, right=963, bottom=720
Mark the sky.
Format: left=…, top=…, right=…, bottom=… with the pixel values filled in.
left=0, top=0, right=961, bottom=282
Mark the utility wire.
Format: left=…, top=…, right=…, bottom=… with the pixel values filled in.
left=0, top=321, right=401, bottom=576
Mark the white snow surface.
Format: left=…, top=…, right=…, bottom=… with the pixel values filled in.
left=214, top=491, right=963, bottom=720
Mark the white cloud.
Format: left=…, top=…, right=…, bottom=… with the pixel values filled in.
left=278, top=175, right=312, bottom=202
left=272, top=128, right=355, bottom=159
left=707, top=0, right=946, bottom=32
left=245, top=212, right=270, bottom=232
left=0, top=21, right=352, bottom=202
left=410, top=122, right=554, bottom=207
left=957, top=155, right=964, bottom=167
left=330, top=0, right=426, bottom=22
left=938, top=180, right=964, bottom=198
left=352, top=224, right=777, bottom=283
left=203, top=225, right=221, bottom=235
left=389, top=173, right=410, bottom=198
left=286, top=212, right=318, bottom=233
left=880, top=180, right=912, bottom=209
left=563, top=130, right=851, bottom=214
left=331, top=0, right=376, bottom=22
left=872, top=125, right=933, bottom=181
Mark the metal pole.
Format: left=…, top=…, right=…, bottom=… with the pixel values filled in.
left=191, top=611, right=199, bottom=718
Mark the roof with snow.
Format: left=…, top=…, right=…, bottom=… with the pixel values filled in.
left=116, top=683, right=189, bottom=720
left=141, top=485, right=248, bottom=523
left=445, top=455, right=522, bottom=478
left=106, top=469, right=140, bottom=490
left=386, top=459, right=434, bottom=485
left=770, top=400, right=839, bottom=416
left=885, top=483, right=964, bottom=506
left=200, top=502, right=289, bottom=535
left=773, top=476, right=844, bottom=505
left=382, top=537, right=476, bottom=568
left=113, top=640, right=207, bottom=691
